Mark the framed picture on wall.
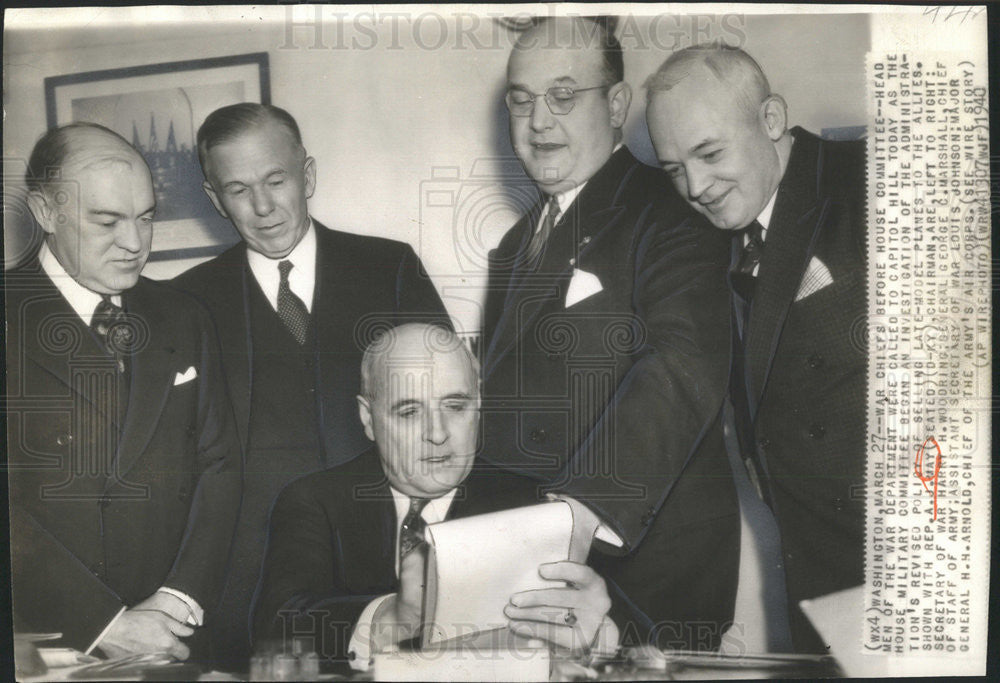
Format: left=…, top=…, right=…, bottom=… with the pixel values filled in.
left=44, top=52, right=270, bottom=275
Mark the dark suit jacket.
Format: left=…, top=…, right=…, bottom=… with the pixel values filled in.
left=5, top=262, right=241, bottom=651
left=480, top=148, right=740, bottom=649
left=737, top=128, right=866, bottom=636
left=252, top=449, right=543, bottom=663
left=171, top=221, right=450, bottom=463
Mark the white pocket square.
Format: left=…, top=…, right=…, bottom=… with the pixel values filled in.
left=565, top=268, right=603, bottom=308
left=795, top=257, right=835, bottom=302
left=173, top=366, right=198, bottom=386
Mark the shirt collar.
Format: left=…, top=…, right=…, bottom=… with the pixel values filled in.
left=245, top=219, right=317, bottom=311
left=755, top=189, right=778, bottom=238
left=390, top=485, right=458, bottom=528
left=38, top=242, right=121, bottom=326
left=543, top=142, right=624, bottom=222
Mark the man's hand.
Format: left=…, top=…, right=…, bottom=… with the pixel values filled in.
left=97, top=609, right=193, bottom=660
left=505, top=561, right=619, bottom=657
left=370, top=546, right=426, bottom=651
left=133, top=591, right=195, bottom=624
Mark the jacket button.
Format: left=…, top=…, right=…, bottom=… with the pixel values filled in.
left=98, top=495, right=111, bottom=509
left=757, top=437, right=770, bottom=449
left=809, top=424, right=827, bottom=439
left=832, top=497, right=845, bottom=511
left=56, top=433, right=73, bottom=447
left=529, top=428, right=546, bottom=443
left=641, top=507, right=656, bottom=525
left=807, top=354, right=825, bottom=369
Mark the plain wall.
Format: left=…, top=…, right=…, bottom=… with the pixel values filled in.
left=3, top=9, right=870, bottom=332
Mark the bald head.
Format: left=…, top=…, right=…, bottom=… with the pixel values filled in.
left=358, top=323, right=480, bottom=499
left=360, top=323, right=479, bottom=404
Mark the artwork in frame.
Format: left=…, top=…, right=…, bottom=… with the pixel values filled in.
left=44, top=52, right=270, bottom=273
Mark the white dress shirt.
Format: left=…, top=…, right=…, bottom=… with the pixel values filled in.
left=246, top=220, right=317, bottom=312
left=347, top=487, right=457, bottom=671
left=39, top=242, right=205, bottom=652
left=38, top=243, right=120, bottom=324
left=534, top=143, right=623, bottom=235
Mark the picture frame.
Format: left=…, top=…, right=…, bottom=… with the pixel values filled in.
left=44, top=52, right=271, bottom=273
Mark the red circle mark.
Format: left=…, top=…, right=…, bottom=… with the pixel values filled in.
left=914, top=436, right=942, bottom=521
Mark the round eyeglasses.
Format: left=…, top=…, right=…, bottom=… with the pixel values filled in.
left=504, top=85, right=606, bottom=116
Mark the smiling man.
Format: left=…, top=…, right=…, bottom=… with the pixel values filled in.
left=645, top=43, right=867, bottom=652
left=253, top=323, right=618, bottom=671
left=171, top=103, right=449, bottom=668
left=480, top=17, right=740, bottom=652
left=7, top=122, right=240, bottom=661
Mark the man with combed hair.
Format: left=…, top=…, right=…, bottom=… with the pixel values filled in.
left=646, top=43, right=866, bottom=652
left=254, top=323, right=619, bottom=671
left=171, top=103, right=450, bottom=667
left=481, top=16, right=740, bottom=651
left=7, top=122, right=241, bottom=661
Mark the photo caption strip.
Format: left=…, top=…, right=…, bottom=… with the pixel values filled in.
left=865, top=9, right=990, bottom=676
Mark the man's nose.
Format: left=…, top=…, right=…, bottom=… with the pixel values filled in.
left=528, top=96, right=555, bottom=132
left=686, top=165, right=714, bottom=202
left=251, top=188, right=275, bottom=217
left=115, top=219, right=144, bottom=253
left=422, top=409, right=448, bottom=445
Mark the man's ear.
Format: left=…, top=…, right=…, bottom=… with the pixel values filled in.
left=26, top=190, right=55, bottom=235
left=608, top=81, right=632, bottom=130
left=202, top=180, right=229, bottom=219
left=357, top=395, right=375, bottom=442
left=303, top=156, right=316, bottom=200
left=761, top=95, right=788, bottom=142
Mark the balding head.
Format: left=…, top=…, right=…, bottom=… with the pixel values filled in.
left=645, top=43, right=791, bottom=231
left=27, top=122, right=146, bottom=196
left=25, top=123, right=155, bottom=293
left=357, top=323, right=480, bottom=499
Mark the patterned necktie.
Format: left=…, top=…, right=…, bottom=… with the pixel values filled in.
left=91, top=295, right=129, bottom=374
left=729, top=220, right=765, bottom=303
left=523, top=196, right=560, bottom=264
left=277, top=260, right=310, bottom=345
left=399, top=497, right=431, bottom=561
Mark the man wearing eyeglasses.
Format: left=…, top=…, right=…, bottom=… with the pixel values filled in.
left=480, top=16, right=740, bottom=651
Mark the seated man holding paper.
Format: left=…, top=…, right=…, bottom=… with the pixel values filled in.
left=253, top=323, right=619, bottom=670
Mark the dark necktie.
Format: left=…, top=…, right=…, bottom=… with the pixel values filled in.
left=523, top=197, right=560, bottom=265
left=399, top=497, right=430, bottom=561
left=729, top=220, right=765, bottom=304
left=91, top=295, right=130, bottom=373
left=91, top=295, right=131, bottom=428
left=277, top=260, right=310, bottom=345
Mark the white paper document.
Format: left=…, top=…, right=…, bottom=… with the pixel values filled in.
left=422, top=501, right=582, bottom=647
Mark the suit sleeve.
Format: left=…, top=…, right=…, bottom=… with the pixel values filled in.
left=253, top=483, right=380, bottom=662
left=393, top=244, right=452, bottom=328
left=554, top=211, right=733, bottom=550
left=9, top=506, right=126, bottom=651
left=162, top=300, right=243, bottom=609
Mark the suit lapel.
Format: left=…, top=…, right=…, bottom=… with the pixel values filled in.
left=745, top=134, right=829, bottom=413
left=483, top=149, right=636, bottom=378
left=16, top=264, right=114, bottom=418
left=111, top=281, right=180, bottom=483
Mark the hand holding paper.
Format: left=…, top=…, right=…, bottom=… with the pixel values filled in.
left=505, top=561, right=618, bottom=656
